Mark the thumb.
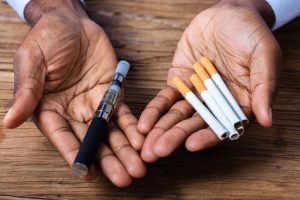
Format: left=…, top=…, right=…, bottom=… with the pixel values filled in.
left=3, top=44, right=46, bottom=128
left=250, top=40, right=281, bottom=128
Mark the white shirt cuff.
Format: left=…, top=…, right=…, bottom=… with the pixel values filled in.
left=265, top=0, right=300, bottom=30
left=4, top=0, right=30, bottom=21
left=4, top=0, right=85, bottom=21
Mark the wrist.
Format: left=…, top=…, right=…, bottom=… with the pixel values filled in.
left=217, top=0, right=275, bottom=28
left=24, top=0, right=88, bottom=26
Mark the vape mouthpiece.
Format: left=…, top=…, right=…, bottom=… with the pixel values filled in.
left=115, top=60, right=130, bottom=77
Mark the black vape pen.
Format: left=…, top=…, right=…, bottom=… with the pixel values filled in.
left=72, top=60, right=130, bottom=175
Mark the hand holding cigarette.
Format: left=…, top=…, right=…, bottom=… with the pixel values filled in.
left=138, top=0, right=281, bottom=163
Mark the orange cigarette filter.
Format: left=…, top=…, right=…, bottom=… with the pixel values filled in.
left=190, top=74, right=206, bottom=93
left=193, top=63, right=210, bottom=82
left=173, top=76, right=190, bottom=97
left=200, top=56, right=218, bottom=76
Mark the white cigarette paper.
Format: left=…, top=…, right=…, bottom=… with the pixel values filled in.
left=190, top=74, right=240, bottom=140
left=173, top=76, right=228, bottom=140
left=201, top=57, right=249, bottom=126
left=193, top=63, right=241, bottom=129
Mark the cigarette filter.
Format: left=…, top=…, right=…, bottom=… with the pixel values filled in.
left=200, top=57, right=249, bottom=126
left=193, top=63, right=241, bottom=129
left=190, top=74, right=239, bottom=140
left=173, top=76, right=228, bottom=140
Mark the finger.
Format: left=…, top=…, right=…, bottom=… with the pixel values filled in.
left=68, top=119, right=91, bottom=141
left=141, top=100, right=194, bottom=163
left=68, top=116, right=134, bottom=187
left=3, top=44, right=46, bottom=128
left=34, top=110, right=98, bottom=181
left=96, top=143, right=132, bottom=188
left=69, top=118, right=136, bottom=186
left=250, top=38, right=281, bottom=128
left=137, top=86, right=180, bottom=134
left=113, top=102, right=145, bottom=150
left=107, top=123, right=146, bottom=179
left=153, top=113, right=206, bottom=157
left=185, top=128, right=222, bottom=152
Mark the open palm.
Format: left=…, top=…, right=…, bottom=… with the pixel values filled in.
left=4, top=13, right=146, bottom=187
left=138, top=3, right=281, bottom=162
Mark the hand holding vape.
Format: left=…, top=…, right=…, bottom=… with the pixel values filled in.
left=72, top=61, right=130, bottom=176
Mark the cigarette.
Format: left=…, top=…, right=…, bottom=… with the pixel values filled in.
left=190, top=74, right=239, bottom=140
left=173, top=76, right=228, bottom=140
left=193, top=63, right=242, bottom=131
left=200, top=57, right=249, bottom=127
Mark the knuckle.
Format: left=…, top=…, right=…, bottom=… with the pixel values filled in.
left=115, top=144, right=131, bottom=155
left=168, top=108, right=185, bottom=118
left=155, top=94, right=172, bottom=104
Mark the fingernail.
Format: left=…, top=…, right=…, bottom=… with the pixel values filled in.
left=268, top=107, right=273, bottom=120
left=5, top=107, right=12, bottom=118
